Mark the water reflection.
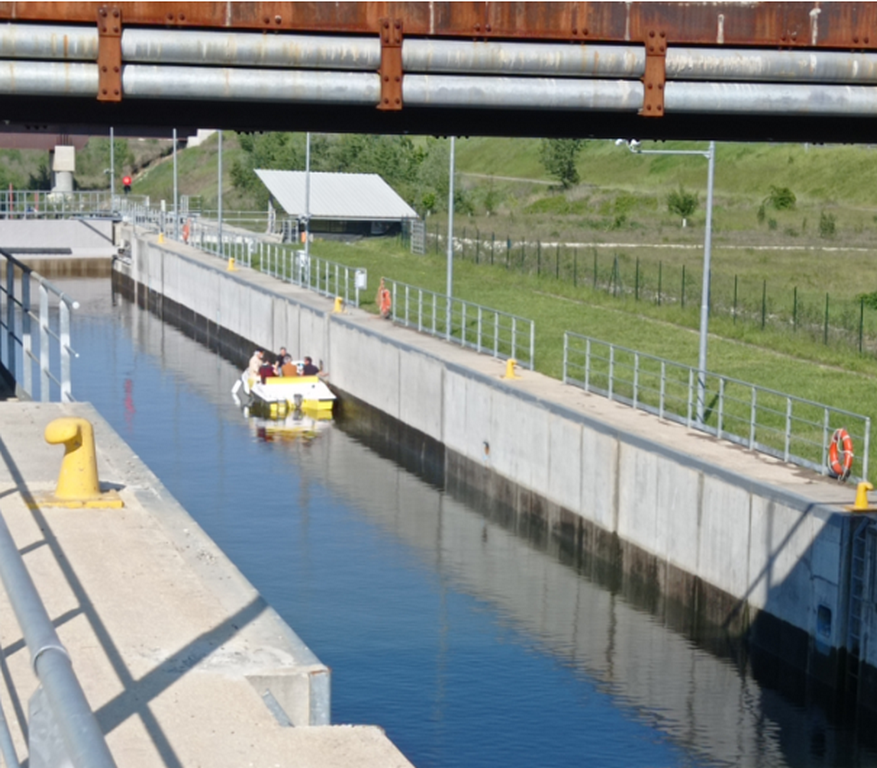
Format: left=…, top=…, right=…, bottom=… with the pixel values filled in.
left=56, top=277, right=877, bottom=768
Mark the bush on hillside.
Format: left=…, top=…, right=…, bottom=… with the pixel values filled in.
left=819, top=210, right=836, bottom=237
left=667, top=185, right=698, bottom=225
left=767, top=185, right=796, bottom=210
left=539, top=139, right=584, bottom=189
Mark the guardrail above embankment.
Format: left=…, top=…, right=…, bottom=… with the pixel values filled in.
left=382, top=277, right=536, bottom=370
left=563, top=330, right=871, bottom=482
left=0, top=249, right=79, bottom=402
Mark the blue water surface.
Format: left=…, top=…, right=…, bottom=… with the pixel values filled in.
left=58, top=280, right=876, bottom=768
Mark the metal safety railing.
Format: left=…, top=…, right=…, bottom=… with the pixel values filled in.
left=385, top=277, right=536, bottom=369
left=0, top=509, right=117, bottom=768
left=2, top=190, right=149, bottom=219
left=0, top=250, right=79, bottom=402
left=179, top=219, right=367, bottom=308
left=563, top=331, right=871, bottom=481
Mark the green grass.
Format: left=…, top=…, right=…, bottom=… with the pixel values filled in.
left=281, top=234, right=877, bottom=479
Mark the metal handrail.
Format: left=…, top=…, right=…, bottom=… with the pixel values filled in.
left=0, top=509, right=117, bottom=768
left=563, top=330, right=871, bottom=481
left=181, top=219, right=366, bottom=308
left=0, top=250, right=79, bottom=402
left=2, top=190, right=149, bottom=219
left=383, top=277, right=536, bottom=369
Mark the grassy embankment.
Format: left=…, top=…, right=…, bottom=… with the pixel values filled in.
left=51, top=133, right=877, bottom=476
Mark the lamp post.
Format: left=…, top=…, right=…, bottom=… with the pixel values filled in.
left=446, top=136, right=456, bottom=339
left=617, top=139, right=716, bottom=425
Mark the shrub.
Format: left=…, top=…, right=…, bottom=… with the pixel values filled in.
left=667, top=185, right=698, bottom=224
left=767, top=185, right=796, bottom=210
left=819, top=211, right=836, bottom=237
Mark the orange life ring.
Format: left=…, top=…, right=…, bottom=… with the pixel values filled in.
left=829, top=427, right=854, bottom=479
left=379, top=287, right=392, bottom=318
left=182, top=219, right=191, bottom=243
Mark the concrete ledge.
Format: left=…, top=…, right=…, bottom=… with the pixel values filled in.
left=0, top=402, right=413, bottom=767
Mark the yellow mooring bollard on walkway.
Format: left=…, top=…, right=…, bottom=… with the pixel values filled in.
left=502, top=358, right=522, bottom=380
left=846, top=481, right=877, bottom=513
left=36, top=418, right=123, bottom=508
left=227, top=257, right=237, bottom=272
left=333, top=296, right=344, bottom=314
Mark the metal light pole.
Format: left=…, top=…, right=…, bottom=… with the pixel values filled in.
left=172, top=127, right=179, bottom=240
left=304, top=132, right=311, bottom=259
left=618, top=139, right=716, bottom=424
left=217, top=129, right=223, bottom=257
left=109, top=126, right=115, bottom=200
left=446, top=136, right=455, bottom=337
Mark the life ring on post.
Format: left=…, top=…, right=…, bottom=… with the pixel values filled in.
left=182, top=219, right=191, bottom=243
left=829, top=427, right=854, bottom=480
left=377, top=277, right=392, bottom=319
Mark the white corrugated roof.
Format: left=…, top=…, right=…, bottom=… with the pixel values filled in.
left=255, top=170, right=418, bottom=221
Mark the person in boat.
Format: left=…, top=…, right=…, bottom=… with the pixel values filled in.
left=274, top=346, right=288, bottom=375
left=248, top=350, right=264, bottom=378
left=280, top=354, right=298, bottom=377
left=258, top=357, right=277, bottom=384
left=302, top=356, right=319, bottom=376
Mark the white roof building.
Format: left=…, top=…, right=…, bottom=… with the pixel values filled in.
left=255, top=170, right=418, bottom=221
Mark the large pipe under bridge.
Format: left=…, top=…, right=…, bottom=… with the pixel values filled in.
left=2, top=3, right=877, bottom=141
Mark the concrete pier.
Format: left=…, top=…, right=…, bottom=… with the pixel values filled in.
left=0, top=401, right=413, bottom=767
left=114, top=226, right=877, bottom=704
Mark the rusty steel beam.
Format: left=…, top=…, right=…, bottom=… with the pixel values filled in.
left=0, top=3, right=876, bottom=50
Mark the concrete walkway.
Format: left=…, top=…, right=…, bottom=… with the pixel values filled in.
left=0, top=401, right=412, bottom=767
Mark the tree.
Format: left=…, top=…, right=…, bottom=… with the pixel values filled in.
left=667, top=185, right=698, bottom=226
left=539, top=139, right=584, bottom=189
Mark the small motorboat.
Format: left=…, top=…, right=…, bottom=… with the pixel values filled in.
left=232, top=365, right=336, bottom=418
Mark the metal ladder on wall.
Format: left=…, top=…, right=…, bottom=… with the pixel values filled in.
left=846, top=520, right=871, bottom=691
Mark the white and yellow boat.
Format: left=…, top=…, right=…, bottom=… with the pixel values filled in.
left=234, top=368, right=336, bottom=419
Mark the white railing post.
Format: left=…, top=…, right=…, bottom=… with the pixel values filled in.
left=21, top=272, right=31, bottom=398
left=585, top=338, right=591, bottom=391
left=749, top=388, right=757, bottom=449
left=494, top=313, right=499, bottom=358
left=633, top=352, right=639, bottom=410
left=477, top=306, right=483, bottom=354
left=608, top=345, right=614, bottom=400
left=39, top=285, right=49, bottom=401
left=864, top=418, right=871, bottom=480
left=529, top=321, right=535, bottom=370
left=563, top=333, right=569, bottom=384
left=60, top=300, right=72, bottom=403
left=687, top=368, right=694, bottom=428
left=717, top=378, right=724, bottom=438
left=5, top=260, right=14, bottom=382
left=784, top=398, right=792, bottom=462
left=659, top=361, right=666, bottom=419
left=461, top=302, right=467, bottom=347
left=822, top=409, right=830, bottom=474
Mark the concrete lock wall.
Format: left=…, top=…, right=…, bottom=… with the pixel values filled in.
left=121, top=231, right=862, bottom=692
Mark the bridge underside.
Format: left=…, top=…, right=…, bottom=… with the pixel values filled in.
left=3, top=2, right=877, bottom=142
left=2, top=98, right=874, bottom=144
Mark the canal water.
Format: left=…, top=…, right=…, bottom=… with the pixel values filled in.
left=57, top=277, right=877, bottom=767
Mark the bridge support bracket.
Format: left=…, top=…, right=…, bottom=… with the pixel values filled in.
left=378, top=18, right=403, bottom=111
left=97, top=6, right=123, bottom=103
left=640, top=30, right=666, bottom=117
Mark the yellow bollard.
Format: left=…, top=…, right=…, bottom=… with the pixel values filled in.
left=37, top=418, right=123, bottom=508
left=848, top=481, right=876, bottom=513
left=502, top=358, right=521, bottom=380
left=157, top=232, right=164, bottom=244
left=227, top=257, right=237, bottom=272
left=333, top=296, right=344, bottom=314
